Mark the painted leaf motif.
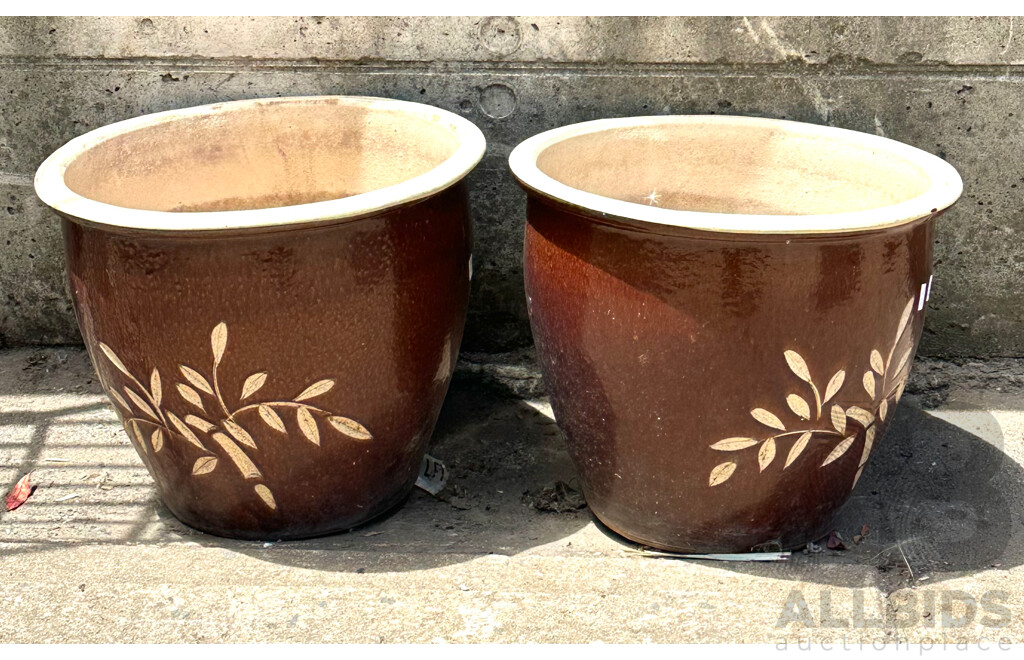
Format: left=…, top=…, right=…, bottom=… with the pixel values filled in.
left=784, top=350, right=812, bottom=382
left=150, top=369, right=162, bottom=407
left=177, top=383, right=205, bottom=410
left=894, top=297, right=915, bottom=345
left=210, top=432, right=261, bottom=480
left=259, top=404, right=287, bottom=433
left=240, top=372, right=268, bottom=400
left=108, top=390, right=131, bottom=412
left=179, top=365, right=214, bottom=395
left=297, top=406, right=320, bottom=445
left=185, top=414, right=216, bottom=433
left=125, top=387, right=159, bottom=421
left=130, top=419, right=147, bottom=451
left=822, top=435, right=856, bottom=467
left=879, top=399, right=889, bottom=422
left=254, top=484, right=277, bottom=510
left=151, top=428, right=164, bottom=453
left=327, top=416, right=373, bottom=441
left=786, top=394, right=810, bottom=420
left=5, top=473, right=33, bottom=511
left=295, top=379, right=335, bottom=402
left=870, top=350, right=885, bottom=375
left=831, top=405, right=847, bottom=434
left=824, top=370, right=846, bottom=403
left=758, top=438, right=777, bottom=472
left=895, top=379, right=907, bottom=403
left=863, top=371, right=876, bottom=399
left=710, top=437, right=759, bottom=451
left=98, top=342, right=130, bottom=377
left=859, top=426, right=877, bottom=467
left=751, top=408, right=786, bottom=431
left=192, top=456, right=218, bottom=475
left=785, top=431, right=813, bottom=469
left=846, top=406, right=875, bottom=428
left=709, top=462, right=736, bottom=487
left=167, top=412, right=206, bottom=450
left=894, top=346, right=914, bottom=379
left=223, top=419, right=257, bottom=449
left=211, top=322, right=228, bottom=366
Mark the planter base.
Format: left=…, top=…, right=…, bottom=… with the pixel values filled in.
left=163, top=480, right=417, bottom=542
left=590, top=504, right=840, bottom=554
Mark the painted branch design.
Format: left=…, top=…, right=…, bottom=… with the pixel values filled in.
left=98, top=322, right=373, bottom=510
left=708, top=296, right=918, bottom=489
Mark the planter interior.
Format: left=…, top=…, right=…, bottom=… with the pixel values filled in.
left=534, top=121, right=933, bottom=217
left=511, top=116, right=963, bottom=553
left=61, top=100, right=461, bottom=214
left=35, top=96, right=485, bottom=540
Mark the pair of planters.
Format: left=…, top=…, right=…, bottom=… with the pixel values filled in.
left=34, top=96, right=962, bottom=552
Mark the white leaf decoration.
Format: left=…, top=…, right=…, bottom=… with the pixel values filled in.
left=785, top=431, right=813, bottom=468
left=254, top=484, right=277, bottom=510
left=758, top=438, right=777, bottom=472
left=297, top=406, right=320, bottom=445
left=846, top=406, right=875, bottom=428
left=709, top=462, right=737, bottom=487
left=824, top=370, right=845, bottom=403
left=327, top=416, right=373, bottom=441
left=223, top=418, right=256, bottom=449
left=150, top=369, right=162, bottom=407
left=870, top=350, right=885, bottom=375
left=822, top=435, right=856, bottom=467
left=259, top=404, right=287, bottom=433
left=786, top=394, right=810, bottom=420
left=831, top=405, right=847, bottom=434
left=177, top=383, right=205, bottom=411
left=863, top=371, right=876, bottom=399
left=211, top=322, right=228, bottom=366
left=710, top=437, right=759, bottom=451
left=751, top=408, right=786, bottom=431
left=179, top=365, right=214, bottom=394
left=784, top=350, right=812, bottom=382
left=241, top=372, right=268, bottom=400
left=295, top=379, right=335, bottom=402
left=151, top=428, right=164, bottom=453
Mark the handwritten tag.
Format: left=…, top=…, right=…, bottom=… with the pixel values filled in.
left=415, top=454, right=448, bottom=495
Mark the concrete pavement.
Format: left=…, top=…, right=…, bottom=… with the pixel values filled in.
left=1, top=347, right=1022, bottom=643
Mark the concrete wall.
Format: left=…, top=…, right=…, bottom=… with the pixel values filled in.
left=1, top=16, right=1023, bottom=357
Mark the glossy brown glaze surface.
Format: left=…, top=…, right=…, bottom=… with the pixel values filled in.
left=524, top=198, right=938, bottom=552
left=37, top=96, right=483, bottom=540
left=61, top=184, right=471, bottom=539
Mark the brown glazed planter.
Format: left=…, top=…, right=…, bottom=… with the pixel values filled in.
left=34, top=96, right=485, bottom=540
left=509, top=116, right=963, bottom=553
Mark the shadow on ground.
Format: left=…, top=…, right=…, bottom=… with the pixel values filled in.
left=1, top=347, right=1021, bottom=587
left=223, top=378, right=590, bottom=573
left=595, top=400, right=1022, bottom=591
left=0, top=349, right=588, bottom=572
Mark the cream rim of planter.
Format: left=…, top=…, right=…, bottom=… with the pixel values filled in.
left=34, top=96, right=487, bottom=232
left=508, top=115, right=964, bottom=235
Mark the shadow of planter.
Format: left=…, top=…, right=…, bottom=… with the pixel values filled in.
left=593, top=401, right=1022, bottom=589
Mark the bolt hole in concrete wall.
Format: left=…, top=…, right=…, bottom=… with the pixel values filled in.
left=0, top=16, right=1022, bottom=359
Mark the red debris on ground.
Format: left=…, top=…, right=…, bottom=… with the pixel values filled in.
left=5, top=473, right=34, bottom=511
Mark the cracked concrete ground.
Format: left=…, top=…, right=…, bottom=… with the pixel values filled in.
left=1, top=347, right=1023, bottom=643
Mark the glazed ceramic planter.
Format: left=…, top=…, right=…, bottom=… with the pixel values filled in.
left=509, top=116, right=963, bottom=553
left=35, top=96, right=485, bottom=540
